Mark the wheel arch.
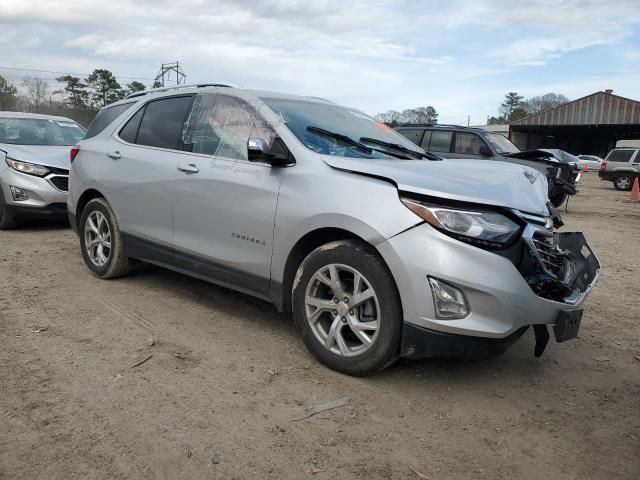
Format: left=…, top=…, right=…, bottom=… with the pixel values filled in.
left=75, top=188, right=109, bottom=231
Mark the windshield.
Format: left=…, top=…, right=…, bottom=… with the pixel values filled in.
left=261, top=97, right=423, bottom=159
left=483, top=132, right=519, bottom=154
left=0, top=117, right=85, bottom=146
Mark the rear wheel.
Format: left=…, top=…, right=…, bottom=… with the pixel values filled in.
left=292, top=240, right=402, bottom=376
left=79, top=198, right=131, bottom=279
left=614, top=174, right=633, bottom=191
left=0, top=186, right=17, bottom=230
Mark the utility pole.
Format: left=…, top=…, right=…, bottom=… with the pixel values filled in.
left=154, top=61, right=186, bottom=87
left=467, top=115, right=470, bottom=126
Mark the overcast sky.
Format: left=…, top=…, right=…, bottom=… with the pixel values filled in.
left=1, top=0, right=640, bottom=123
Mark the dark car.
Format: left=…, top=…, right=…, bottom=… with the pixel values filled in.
left=395, top=124, right=580, bottom=207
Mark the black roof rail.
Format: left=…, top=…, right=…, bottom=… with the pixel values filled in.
left=125, top=82, right=240, bottom=99
left=396, top=123, right=467, bottom=129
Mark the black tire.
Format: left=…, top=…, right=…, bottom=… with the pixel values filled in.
left=292, top=239, right=402, bottom=376
left=613, top=174, right=633, bottom=191
left=0, top=185, right=17, bottom=230
left=79, top=197, right=131, bottom=279
left=549, top=192, right=568, bottom=208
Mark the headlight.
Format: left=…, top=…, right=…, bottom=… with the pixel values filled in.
left=400, top=197, right=521, bottom=248
left=5, top=158, right=50, bottom=177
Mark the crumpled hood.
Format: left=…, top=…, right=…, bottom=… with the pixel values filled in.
left=505, top=149, right=560, bottom=164
left=0, top=144, right=70, bottom=170
left=322, top=156, right=550, bottom=216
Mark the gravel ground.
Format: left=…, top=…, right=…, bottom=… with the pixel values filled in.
left=1, top=173, right=638, bottom=480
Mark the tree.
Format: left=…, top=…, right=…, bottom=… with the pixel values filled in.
left=85, top=69, right=124, bottom=108
left=126, top=81, right=146, bottom=95
left=376, top=106, right=439, bottom=126
left=374, top=110, right=402, bottom=127
left=21, top=77, right=49, bottom=111
left=499, top=92, right=525, bottom=122
left=56, top=75, right=89, bottom=109
left=524, top=92, right=569, bottom=115
left=487, top=115, right=505, bottom=125
left=0, top=75, right=18, bottom=110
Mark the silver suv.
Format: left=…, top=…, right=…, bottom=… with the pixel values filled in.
left=598, top=148, right=640, bottom=190
left=68, top=85, right=600, bottom=375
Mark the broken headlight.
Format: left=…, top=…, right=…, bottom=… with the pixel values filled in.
left=401, top=198, right=521, bottom=248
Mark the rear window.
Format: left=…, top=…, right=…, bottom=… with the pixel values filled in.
left=396, top=128, right=424, bottom=146
left=606, top=149, right=635, bottom=163
left=84, top=103, right=134, bottom=139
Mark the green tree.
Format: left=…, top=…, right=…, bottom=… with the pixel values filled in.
left=125, top=81, right=146, bottom=95
left=56, top=75, right=89, bottom=109
left=499, top=92, right=525, bottom=122
left=85, top=69, right=124, bottom=108
left=0, top=75, right=18, bottom=110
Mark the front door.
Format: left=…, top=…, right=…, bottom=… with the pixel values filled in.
left=170, top=93, right=284, bottom=298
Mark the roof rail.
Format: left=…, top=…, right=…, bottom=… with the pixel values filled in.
left=125, top=82, right=240, bottom=99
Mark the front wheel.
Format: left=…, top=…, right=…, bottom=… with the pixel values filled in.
left=79, top=198, right=131, bottom=279
left=292, top=240, right=402, bottom=376
left=549, top=192, right=568, bottom=208
left=614, top=174, right=633, bottom=191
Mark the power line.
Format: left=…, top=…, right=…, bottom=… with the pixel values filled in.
left=0, top=65, right=155, bottom=81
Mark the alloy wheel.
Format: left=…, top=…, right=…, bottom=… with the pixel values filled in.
left=616, top=176, right=631, bottom=190
left=304, top=263, right=380, bottom=357
left=84, top=211, right=112, bottom=267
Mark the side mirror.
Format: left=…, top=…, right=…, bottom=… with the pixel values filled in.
left=247, top=137, right=293, bottom=166
left=478, top=145, right=492, bottom=157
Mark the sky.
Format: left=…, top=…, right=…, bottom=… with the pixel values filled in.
left=1, top=0, right=640, bottom=124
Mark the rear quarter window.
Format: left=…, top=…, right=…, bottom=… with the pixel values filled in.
left=606, top=150, right=635, bottom=163
left=84, top=102, right=135, bottom=139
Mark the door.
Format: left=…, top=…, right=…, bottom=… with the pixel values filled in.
left=170, top=93, right=284, bottom=297
left=104, top=95, right=194, bottom=245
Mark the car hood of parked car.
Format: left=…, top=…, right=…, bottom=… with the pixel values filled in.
left=504, top=149, right=565, bottom=164
left=0, top=144, right=71, bottom=170
left=323, top=156, right=550, bottom=216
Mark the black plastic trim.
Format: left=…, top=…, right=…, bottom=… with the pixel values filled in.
left=6, top=203, right=68, bottom=219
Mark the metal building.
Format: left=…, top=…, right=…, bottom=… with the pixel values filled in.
left=509, top=90, right=640, bottom=157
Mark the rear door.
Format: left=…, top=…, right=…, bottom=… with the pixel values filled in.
left=170, top=93, right=284, bottom=298
left=446, top=132, right=492, bottom=159
left=104, top=95, right=194, bottom=245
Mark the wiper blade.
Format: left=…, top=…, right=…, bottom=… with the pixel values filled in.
left=306, top=126, right=372, bottom=154
left=359, top=137, right=441, bottom=161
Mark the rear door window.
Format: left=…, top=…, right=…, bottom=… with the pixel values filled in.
left=118, top=107, right=145, bottom=144
left=84, top=102, right=134, bottom=139
left=420, top=131, right=432, bottom=150
left=136, top=96, right=194, bottom=150
left=396, top=128, right=424, bottom=146
left=454, top=132, right=486, bottom=155
left=428, top=131, right=453, bottom=152
left=606, top=150, right=634, bottom=163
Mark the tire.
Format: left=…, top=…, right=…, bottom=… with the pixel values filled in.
left=549, top=192, right=567, bottom=208
left=292, top=239, right=402, bottom=376
left=613, top=174, right=633, bottom=191
left=0, top=185, right=17, bottom=230
left=79, top=197, right=131, bottom=279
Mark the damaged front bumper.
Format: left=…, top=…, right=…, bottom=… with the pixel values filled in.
left=376, top=221, right=601, bottom=359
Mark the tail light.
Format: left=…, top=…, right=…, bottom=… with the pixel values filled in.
left=70, top=146, right=80, bottom=163
left=600, top=161, right=607, bottom=171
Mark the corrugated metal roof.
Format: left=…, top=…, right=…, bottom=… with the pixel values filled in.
left=511, top=91, right=640, bottom=126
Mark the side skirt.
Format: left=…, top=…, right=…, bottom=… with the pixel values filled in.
left=122, top=233, right=283, bottom=309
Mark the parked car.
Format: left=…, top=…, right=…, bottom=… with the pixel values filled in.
left=598, top=148, right=640, bottom=190
left=68, top=85, right=600, bottom=376
left=395, top=125, right=580, bottom=207
left=0, top=112, right=85, bottom=229
left=576, top=154, right=603, bottom=171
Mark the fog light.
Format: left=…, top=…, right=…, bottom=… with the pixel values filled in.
left=428, top=277, right=469, bottom=319
left=10, top=186, right=29, bottom=201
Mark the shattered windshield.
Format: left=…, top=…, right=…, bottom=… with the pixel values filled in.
left=483, top=132, right=519, bottom=154
left=261, top=97, right=424, bottom=159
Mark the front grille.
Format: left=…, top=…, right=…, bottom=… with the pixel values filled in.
left=49, top=175, right=69, bottom=192
left=530, top=231, right=566, bottom=280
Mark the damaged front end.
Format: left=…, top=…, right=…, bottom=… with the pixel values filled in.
left=515, top=219, right=601, bottom=355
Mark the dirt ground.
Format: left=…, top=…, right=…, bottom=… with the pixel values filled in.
left=1, top=173, right=638, bottom=480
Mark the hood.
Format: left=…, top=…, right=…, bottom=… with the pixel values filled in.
left=322, top=156, right=550, bottom=216
left=505, top=149, right=561, bottom=164
left=0, top=144, right=71, bottom=170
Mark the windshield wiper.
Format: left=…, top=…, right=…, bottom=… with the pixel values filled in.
left=306, top=126, right=372, bottom=154
left=359, top=137, right=442, bottom=161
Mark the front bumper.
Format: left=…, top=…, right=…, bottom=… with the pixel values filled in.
left=0, top=166, right=68, bottom=218
left=377, top=222, right=600, bottom=357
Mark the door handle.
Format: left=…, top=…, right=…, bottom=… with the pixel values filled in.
left=107, top=151, right=121, bottom=160
left=178, top=163, right=199, bottom=174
